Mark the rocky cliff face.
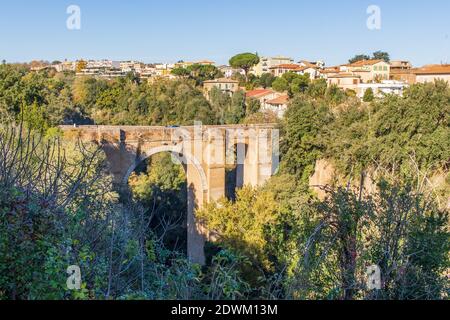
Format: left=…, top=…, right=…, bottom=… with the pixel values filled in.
left=308, top=159, right=336, bottom=199
left=309, top=159, right=449, bottom=210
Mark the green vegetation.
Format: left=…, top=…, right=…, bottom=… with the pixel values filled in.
left=362, top=87, right=374, bottom=102
left=171, top=63, right=223, bottom=85
left=349, top=51, right=390, bottom=63
left=272, top=72, right=311, bottom=96
left=0, top=62, right=448, bottom=300
left=0, top=64, right=259, bottom=127
left=229, top=53, right=260, bottom=82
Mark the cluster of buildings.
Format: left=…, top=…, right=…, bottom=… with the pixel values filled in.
left=251, top=56, right=325, bottom=79
left=37, top=56, right=450, bottom=118
left=325, top=60, right=450, bottom=98
left=203, top=56, right=450, bottom=117
left=249, top=56, right=450, bottom=99
left=52, top=59, right=217, bottom=79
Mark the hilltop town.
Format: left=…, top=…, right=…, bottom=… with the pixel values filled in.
left=26, top=54, right=450, bottom=119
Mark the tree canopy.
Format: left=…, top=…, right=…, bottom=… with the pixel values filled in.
left=229, top=53, right=260, bottom=82
left=349, top=51, right=390, bottom=63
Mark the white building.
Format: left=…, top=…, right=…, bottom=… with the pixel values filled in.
left=76, top=60, right=124, bottom=78
left=54, top=61, right=76, bottom=72
left=357, top=80, right=408, bottom=98
left=120, top=61, right=144, bottom=74
left=218, top=65, right=245, bottom=78
left=252, top=56, right=294, bottom=76
left=86, top=60, right=121, bottom=69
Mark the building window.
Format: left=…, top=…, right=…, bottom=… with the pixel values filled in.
left=374, top=66, right=378, bottom=71
left=383, top=66, right=388, bottom=71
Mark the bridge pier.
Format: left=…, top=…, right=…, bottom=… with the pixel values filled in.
left=185, top=163, right=207, bottom=265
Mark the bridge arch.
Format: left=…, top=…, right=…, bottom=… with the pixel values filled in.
left=122, top=145, right=208, bottom=194
left=225, top=142, right=249, bottom=200
left=122, top=144, right=208, bottom=265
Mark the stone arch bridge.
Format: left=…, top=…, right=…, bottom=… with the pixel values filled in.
left=60, top=124, right=279, bottom=264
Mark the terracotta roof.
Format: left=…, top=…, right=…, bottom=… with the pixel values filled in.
left=412, top=64, right=450, bottom=75
left=348, top=59, right=385, bottom=67
left=320, top=67, right=340, bottom=74
left=246, top=89, right=274, bottom=98
left=299, top=66, right=316, bottom=71
left=298, top=60, right=316, bottom=68
left=266, top=95, right=289, bottom=105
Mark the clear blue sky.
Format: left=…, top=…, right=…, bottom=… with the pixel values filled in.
left=0, top=0, right=449, bottom=67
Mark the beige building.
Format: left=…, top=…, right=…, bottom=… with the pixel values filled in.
left=319, top=66, right=341, bottom=79
left=390, top=60, right=415, bottom=84
left=390, top=70, right=416, bottom=84
left=412, top=64, right=450, bottom=83
left=203, top=78, right=239, bottom=100
left=390, top=60, right=412, bottom=72
left=327, top=73, right=361, bottom=91
left=252, top=56, right=294, bottom=76
left=264, top=95, right=289, bottom=118
left=269, top=64, right=302, bottom=77
left=268, top=64, right=318, bottom=79
left=341, top=59, right=390, bottom=83
left=298, top=66, right=319, bottom=80
left=246, top=89, right=280, bottom=106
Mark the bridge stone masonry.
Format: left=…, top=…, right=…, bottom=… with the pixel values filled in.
left=60, top=124, right=280, bottom=265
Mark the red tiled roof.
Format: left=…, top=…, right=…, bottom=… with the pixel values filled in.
left=320, top=66, right=340, bottom=73
left=298, top=60, right=316, bottom=68
left=348, top=59, right=385, bottom=67
left=295, top=67, right=316, bottom=71
left=246, top=89, right=274, bottom=98
left=413, top=64, right=450, bottom=75
left=266, top=95, right=289, bottom=105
